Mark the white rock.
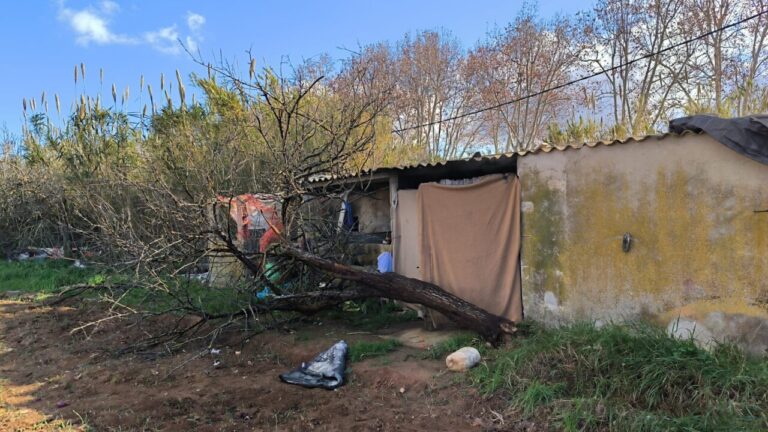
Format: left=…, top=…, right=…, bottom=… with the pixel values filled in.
left=667, top=317, right=716, bottom=350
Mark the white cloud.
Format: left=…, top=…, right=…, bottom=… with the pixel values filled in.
left=100, top=0, right=120, bottom=14
left=58, top=3, right=136, bottom=45
left=56, top=1, right=203, bottom=55
left=184, top=12, right=205, bottom=52
left=186, top=12, right=205, bottom=31
left=144, top=26, right=180, bottom=54
left=185, top=36, right=198, bottom=52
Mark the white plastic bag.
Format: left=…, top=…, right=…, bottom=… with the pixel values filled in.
left=445, top=347, right=481, bottom=371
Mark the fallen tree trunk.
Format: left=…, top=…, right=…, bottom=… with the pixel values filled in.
left=281, top=246, right=517, bottom=343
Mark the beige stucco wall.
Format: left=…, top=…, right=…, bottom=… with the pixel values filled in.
left=518, top=134, right=768, bottom=355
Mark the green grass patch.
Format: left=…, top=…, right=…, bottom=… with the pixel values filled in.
left=515, top=380, right=565, bottom=414
left=0, top=261, right=249, bottom=317
left=323, top=299, right=419, bottom=331
left=117, top=277, right=252, bottom=316
left=348, top=339, right=402, bottom=362
left=0, top=260, right=103, bottom=294
left=468, top=322, right=768, bottom=431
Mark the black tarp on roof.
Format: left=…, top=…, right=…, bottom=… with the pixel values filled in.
left=669, top=115, right=768, bottom=165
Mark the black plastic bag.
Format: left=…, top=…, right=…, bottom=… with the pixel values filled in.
left=669, top=115, right=768, bottom=165
left=279, top=340, right=348, bottom=390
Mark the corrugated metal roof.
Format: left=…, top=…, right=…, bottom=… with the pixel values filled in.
left=309, top=131, right=696, bottom=183
left=307, top=153, right=517, bottom=184
left=364, top=152, right=516, bottom=174
left=513, top=131, right=694, bottom=156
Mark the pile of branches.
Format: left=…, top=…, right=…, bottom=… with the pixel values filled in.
left=10, top=54, right=516, bottom=354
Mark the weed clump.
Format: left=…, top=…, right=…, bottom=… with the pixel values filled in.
left=470, top=322, right=768, bottom=431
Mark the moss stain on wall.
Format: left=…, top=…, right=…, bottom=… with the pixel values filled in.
left=524, top=164, right=768, bottom=321
left=520, top=170, right=565, bottom=300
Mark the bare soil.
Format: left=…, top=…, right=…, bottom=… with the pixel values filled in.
left=0, top=300, right=510, bottom=431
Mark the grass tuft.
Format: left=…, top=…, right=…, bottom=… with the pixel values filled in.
left=424, top=332, right=484, bottom=359
left=515, top=380, right=565, bottom=414
left=348, top=339, right=402, bottom=362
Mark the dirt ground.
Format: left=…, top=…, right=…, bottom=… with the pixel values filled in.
left=0, top=300, right=512, bottom=431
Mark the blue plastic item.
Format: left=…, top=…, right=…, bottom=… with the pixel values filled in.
left=377, top=251, right=393, bottom=273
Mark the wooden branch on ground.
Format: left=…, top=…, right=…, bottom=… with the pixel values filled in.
left=43, top=283, right=134, bottom=306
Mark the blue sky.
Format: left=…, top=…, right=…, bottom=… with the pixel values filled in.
left=1, top=1, right=591, bottom=136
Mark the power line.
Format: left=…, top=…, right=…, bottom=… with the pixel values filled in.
left=392, top=9, right=768, bottom=134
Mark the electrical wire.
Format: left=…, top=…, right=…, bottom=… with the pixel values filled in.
left=392, top=9, right=768, bottom=134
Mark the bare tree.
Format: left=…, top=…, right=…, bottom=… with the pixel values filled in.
left=391, top=30, right=481, bottom=160
left=735, top=0, right=768, bottom=114
left=466, top=8, right=586, bottom=152
left=680, top=0, right=742, bottom=114
left=586, top=0, right=690, bottom=135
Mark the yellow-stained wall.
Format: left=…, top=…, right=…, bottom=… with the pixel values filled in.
left=518, top=134, right=768, bottom=355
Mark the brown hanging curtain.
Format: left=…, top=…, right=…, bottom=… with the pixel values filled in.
left=417, top=174, right=523, bottom=321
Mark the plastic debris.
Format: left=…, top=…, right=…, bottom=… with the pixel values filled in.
left=279, top=340, right=348, bottom=390
left=210, top=348, right=221, bottom=355
left=256, top=287, right=272, bottom=300
left=377, top=251, right=393, bottom=273
left=446, top=347, right=481, bottom=372
left=184, top=271, right=209, bottom=282
left=13, top=247, right=63, bottom=262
